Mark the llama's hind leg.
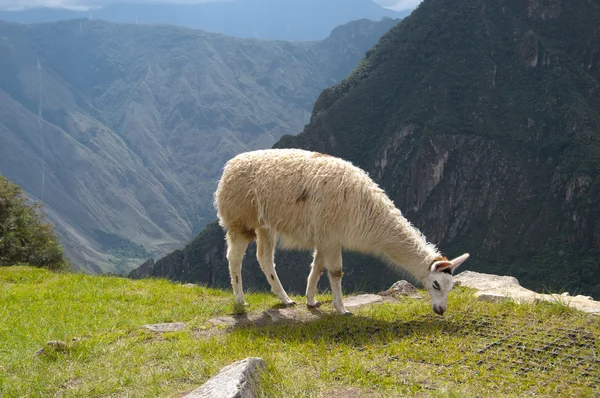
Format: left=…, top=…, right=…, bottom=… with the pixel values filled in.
left=306, top=249, right=325, bottom=308
left=226, top=230, right=251, bottom=305
left=323, top=247, right=350, bottom=315
left=256, top=227, right=295, bottom=306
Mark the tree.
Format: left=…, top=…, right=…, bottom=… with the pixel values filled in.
left=0, top=175, right=68, bottom=270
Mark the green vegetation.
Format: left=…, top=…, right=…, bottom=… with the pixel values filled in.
left=1, top=266, right=598, bottom=397
left=0, top=176, right=67, bottom=270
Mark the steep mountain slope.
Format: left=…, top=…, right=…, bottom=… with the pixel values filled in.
left=275, top=0, right=600, bottom=297
left=0, top=17, right=399, bottom=274
left=0, top=0, right=410, bottom=41
left=133, top=0, right=600, bottom=299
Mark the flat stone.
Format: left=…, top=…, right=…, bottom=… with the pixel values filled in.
left=183, top=357, right=266, bottom=398
left=541, top=294, right=600, bottom=315
left=455, top=270, right=600, bottom=315
left=455, top=271, right=524, bottom=293
left=208, top=316, right=239, bottom=326
left=476, top=292, right=510, bottom=303
left=454, top=271, right=538, bottom=304
left=343, top=294, right=384, bottom=308
left=144, top=322, right=186, bottom=332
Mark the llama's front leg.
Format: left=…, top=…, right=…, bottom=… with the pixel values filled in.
left=306, top=249, right=325, bottom=308
left=324, top=248, right=351, bottom=315
left=256, top=227, right=295, bottom=306
left=226, top=232, right=250, bottom=305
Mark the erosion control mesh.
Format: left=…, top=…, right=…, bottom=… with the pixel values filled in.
left=417, top=314, right=600, bottom=388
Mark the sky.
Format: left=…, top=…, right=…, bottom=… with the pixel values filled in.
left=0, top=0, right=422, bottom=12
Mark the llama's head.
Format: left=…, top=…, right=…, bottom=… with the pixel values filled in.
left=423, top=253, right=470, bottom=315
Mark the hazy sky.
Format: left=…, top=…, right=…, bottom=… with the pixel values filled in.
left=0, top=0, right=422, bottom=12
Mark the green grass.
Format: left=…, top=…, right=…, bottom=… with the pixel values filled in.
left=1, top=265, right=599, bottom=397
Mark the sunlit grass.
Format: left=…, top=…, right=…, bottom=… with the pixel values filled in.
left=0, top=265, right=598, bottom=397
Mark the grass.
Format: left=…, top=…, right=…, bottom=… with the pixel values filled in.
left=1, top=265, right=599, bottom=397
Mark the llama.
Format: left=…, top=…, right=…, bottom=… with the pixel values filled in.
left=213, top=148, right=470, bottom=315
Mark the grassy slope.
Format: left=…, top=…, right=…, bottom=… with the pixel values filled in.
left=1, top=266, right=599, bottom=397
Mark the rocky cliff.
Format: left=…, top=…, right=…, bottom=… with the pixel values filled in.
left=131, top=0, right=600, bottom=299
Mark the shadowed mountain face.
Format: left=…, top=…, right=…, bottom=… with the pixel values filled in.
left=0, top=0, right=410, bottom=41
left=131, top=0, right=600, bottom=299
left=0, top=17, right=400, bottom=274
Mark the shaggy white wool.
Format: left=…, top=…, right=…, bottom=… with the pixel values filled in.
left=214, top=148, right=467, bottom=314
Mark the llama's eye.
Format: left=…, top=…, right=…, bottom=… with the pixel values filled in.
left=433, top=281, right=441, bottom=291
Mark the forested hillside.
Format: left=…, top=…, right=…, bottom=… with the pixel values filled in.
left=133, top=0, right=600, bottom=299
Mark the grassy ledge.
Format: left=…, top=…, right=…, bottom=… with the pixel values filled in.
left=0, top=265, right=599, bottom=397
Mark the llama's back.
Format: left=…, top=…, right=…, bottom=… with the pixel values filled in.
left=215, top=149, right=396, bottom=250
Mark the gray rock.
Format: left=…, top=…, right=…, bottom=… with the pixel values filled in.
left=455, top=270, right=600, bottom=315
left=379, top=280, right=418, bottom=297
left=343, top=294, right=384, bottom=308
left=208, top=316, right=239, bottom=326
left=183, top=357, right=266, bottom=398
left=477, top=293, right=510, bottom=303
left=390, top=280, right=417, bottom=293
left=144, top=322, right=186, bottom=332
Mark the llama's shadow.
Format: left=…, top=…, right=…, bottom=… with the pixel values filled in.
left=224, top=307, right=469, bottom=346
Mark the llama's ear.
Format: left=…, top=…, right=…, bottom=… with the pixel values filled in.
left=449, top=253, right=470, bottom=272
left=430, top=260, right=453, bottom=273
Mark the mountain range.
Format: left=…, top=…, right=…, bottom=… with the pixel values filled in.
left=131, top=0, right=600, bottom=299
left=0, top=16, right=399, bottom=274
left=0, top=0, right=410, bottom=41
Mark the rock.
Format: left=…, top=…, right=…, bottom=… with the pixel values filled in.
left=477, top=292, right=510, bottom=303
left=144, top=322, right=186, bottom=332
left=343, top=294, right=383, bottom=308
left=454, top=270, right=537, bottom=304
left=208, top=316, right=240, bottom=327
left=455, top=271, right=600, bottom=315
left=455, top=271, right=522, bottom=291
left=183, top=357, right=266, bottom=398
left=379, top=280, right=417, bottom=296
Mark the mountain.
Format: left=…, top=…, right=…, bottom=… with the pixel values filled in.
left=131, top=0, right=600, bottom=299
left=0, top=0, right=411, bottom=41
left=0, top=17, right=400, bottom=274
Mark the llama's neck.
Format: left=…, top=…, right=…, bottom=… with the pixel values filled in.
left=369, top=210, right=441, bottom=282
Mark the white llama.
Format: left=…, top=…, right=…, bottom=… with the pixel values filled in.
left=214, top=148, right=469, bottom=315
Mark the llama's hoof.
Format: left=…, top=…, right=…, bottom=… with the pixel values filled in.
left=343, top=311, right=353, bottom=316
left=307, top=301, right=322, bottom=309
left=284, top=300, right=296, bottom=307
